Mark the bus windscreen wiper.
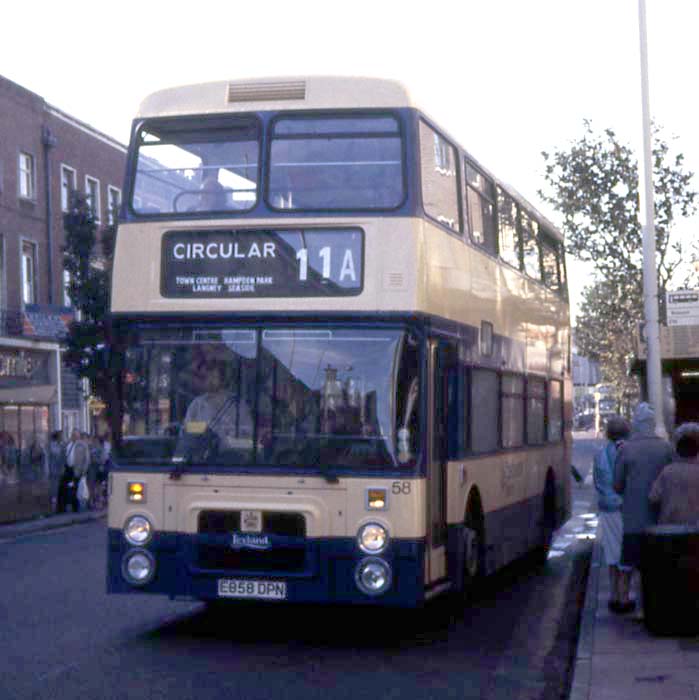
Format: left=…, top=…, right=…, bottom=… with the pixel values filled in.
left=320, top=463, right=339, bottom=484
left=170, top=394, right=237, bottom=479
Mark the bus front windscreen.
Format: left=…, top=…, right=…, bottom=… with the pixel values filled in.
left=116, top=327, right=420, bottom=470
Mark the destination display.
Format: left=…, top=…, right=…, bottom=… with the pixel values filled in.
left=161, top=228, right=363, bottom=298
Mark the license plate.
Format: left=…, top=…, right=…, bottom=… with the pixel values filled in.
left=217, top=579, right=287, bottom=600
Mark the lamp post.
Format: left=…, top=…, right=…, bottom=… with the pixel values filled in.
left=638, top=0, right=666, bottom=437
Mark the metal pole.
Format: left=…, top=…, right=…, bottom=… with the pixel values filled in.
left=638, top=0, right=666, bottom=437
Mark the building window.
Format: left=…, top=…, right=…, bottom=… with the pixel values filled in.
left=420, top=121, right=460, bottom=233
left=85, top=176, right=101, bottom=221
left=21, top=241, right=37, bottom=304
left=107, top=186, right=121, bottom=225
left=63, top=268, right=72, bottom=308
left=18, top=152, right=35, bottom=199
left=61, top=165, right=77, bottom=212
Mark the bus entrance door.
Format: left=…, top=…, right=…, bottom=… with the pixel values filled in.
left=426, top=340, right=454, bottom=585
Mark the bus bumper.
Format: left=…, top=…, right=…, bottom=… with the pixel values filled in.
left=107, top=529, right=426, bottom=607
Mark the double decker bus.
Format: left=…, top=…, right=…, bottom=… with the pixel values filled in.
left=107, top=77, right=571, bottom=606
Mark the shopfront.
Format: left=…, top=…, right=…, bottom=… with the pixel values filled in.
left=0, top=343, right=61, bottom=523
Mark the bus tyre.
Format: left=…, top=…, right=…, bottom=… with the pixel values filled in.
left=534, top=476, right=556, bottom=566
left=462, top=508, right=485, bottom=600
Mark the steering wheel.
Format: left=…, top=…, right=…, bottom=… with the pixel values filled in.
left=173, top=189, right=203, bottom=213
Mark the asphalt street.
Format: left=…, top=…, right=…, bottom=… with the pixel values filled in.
left=0, top=433, right=600, bottom=700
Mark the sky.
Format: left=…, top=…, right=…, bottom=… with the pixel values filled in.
left=2, top=0, right=697, bottom=321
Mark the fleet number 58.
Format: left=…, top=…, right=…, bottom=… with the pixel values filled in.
left=392, top=481, right=411, bottom=495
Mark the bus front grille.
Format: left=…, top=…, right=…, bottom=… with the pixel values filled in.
left=196, top=545, right=307, bottom=573
left=196, top=509, right=308, bottom=574
left=198, top=510, right=306, bottom=537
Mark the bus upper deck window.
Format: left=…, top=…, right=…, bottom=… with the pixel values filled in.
left=268, top=115, right=404, bottom=211
left=131, top=117, right=260, bottom=216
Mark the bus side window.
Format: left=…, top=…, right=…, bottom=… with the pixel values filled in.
left=464, top=161, right=497, bottom=255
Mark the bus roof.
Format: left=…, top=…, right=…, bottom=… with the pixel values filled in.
left=135, top=76, right=565, bottom=243
left=136, top=76, right=415, bottom=119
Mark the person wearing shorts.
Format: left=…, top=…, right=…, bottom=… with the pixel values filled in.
left=594, top=416, right=632, bottom=613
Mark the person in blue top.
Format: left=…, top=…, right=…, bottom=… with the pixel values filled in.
left=594, top=415, right=632, bottom=613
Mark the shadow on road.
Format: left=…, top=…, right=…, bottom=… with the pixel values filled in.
left=141, top=545, right=588, bottom=656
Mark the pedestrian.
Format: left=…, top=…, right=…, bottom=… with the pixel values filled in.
left=614, top=402, right=673, bottom=616
left=77, top=432, right=92, bottom=509
left=27, top=433, right=46, bottom=481
left=649, top=422, right=699, bottom=524
left=593, top=415, right=634, bottom=613
left=99, top=433, right=112, bottom=468
left=1, top=433, right=18, bottom=483
left=87, top=434, right=102, bottom=508
left=58, top=429, right=90, bottom=512
left=48, top=431, right=65, bottom=513
left=0, top=432, right=10, bottom=482
left=88, top=434, right=110, bottom=510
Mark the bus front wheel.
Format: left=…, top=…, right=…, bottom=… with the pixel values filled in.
left=533, top=475, right=557, bottom=566
left=462, top=505, right=485, bottom=599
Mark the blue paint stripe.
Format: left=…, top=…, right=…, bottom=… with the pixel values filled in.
left=108, top=529, right=426, bottom=607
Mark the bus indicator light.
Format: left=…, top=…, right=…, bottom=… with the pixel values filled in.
left=128, top=482, right=146, bottom=503
left=367, top=488, right=387, bottom=510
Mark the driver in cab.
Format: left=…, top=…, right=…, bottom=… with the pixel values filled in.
left=181, top=345, right=253, bottom=453
left=188, top=169, right=253, bottom=213
left=192, top=174, right=230, bottom=212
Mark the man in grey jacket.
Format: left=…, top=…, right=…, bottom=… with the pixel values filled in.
left=614, top=402, right=673, bottom=613
left=66, top=429, right=90, bottom=509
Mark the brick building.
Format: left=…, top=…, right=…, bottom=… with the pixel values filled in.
left=0, top=74, right=126, bottom=520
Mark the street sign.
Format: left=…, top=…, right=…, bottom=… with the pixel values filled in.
left=635, top=323, right=699, bottom=360
left=667, top=290, right=699, bottom=327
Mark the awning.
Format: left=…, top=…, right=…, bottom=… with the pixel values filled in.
left=0, top=385, right=57, bottom=405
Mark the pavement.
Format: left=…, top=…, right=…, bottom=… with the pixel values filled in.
left=0, top=508, right=105, bottom=541
left=569, top=472, right=699, bottom=700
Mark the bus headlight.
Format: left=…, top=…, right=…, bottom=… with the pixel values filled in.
left=355, top=557, right=392, bottom=596
left=124, top=515, right=153, bottom=546
left=357, top=522, right=389, bottom=554
left=121, top=549, right=156, bottom=586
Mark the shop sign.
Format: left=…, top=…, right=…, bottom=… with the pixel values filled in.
left=0, top=350, right=48, bottom=384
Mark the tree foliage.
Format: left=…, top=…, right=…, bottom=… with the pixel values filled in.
left=574, top=278, right=640, bottom=411
left=62, top=192, right=121, bottom=437
left=540, top=121, right=698, bottom=401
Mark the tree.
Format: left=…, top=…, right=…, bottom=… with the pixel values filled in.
left=574, top=278, right=640, bottom=413
left=539, top=121, right=698, bottom=399
left=63, top=192, right=122, bottom=438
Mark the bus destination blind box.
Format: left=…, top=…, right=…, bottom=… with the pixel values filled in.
left=161, top=228, right=364, bottom=298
